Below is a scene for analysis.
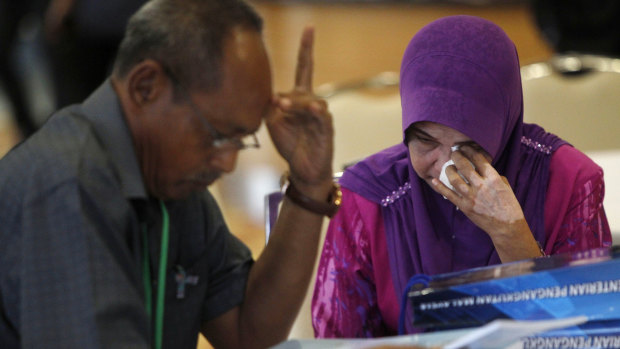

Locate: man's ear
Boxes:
[126,60,170,107]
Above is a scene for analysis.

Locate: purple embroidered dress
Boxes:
[312,16,611,338]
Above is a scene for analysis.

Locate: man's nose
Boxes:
[209,149,239,174]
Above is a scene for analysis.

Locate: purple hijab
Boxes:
[339,15,567,323]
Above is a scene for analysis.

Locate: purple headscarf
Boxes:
[339,15,567,328]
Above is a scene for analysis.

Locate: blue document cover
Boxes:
[408,247,620,347]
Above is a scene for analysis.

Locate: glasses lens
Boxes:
[213,134,260,150]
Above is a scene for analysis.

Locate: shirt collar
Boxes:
[81,79,148,199]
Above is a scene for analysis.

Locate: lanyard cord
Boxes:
[142,200,170,349]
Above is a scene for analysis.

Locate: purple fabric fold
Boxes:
[339,15,567,333]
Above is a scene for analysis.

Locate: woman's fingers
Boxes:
[444,164,471,195]
[457,145,495,177]
[431,177,463,204]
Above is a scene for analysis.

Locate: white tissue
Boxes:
[439,160,457,190]
[439,145,471,191]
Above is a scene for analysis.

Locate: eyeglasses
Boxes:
[165,68,260,151]
[183,93,260,151]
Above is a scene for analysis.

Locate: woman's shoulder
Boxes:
[339,144,411,204]
[547,144,604,214]
[340,186,382,212]
[550,145,603,185]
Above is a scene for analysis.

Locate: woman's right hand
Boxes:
[430,145,544,262]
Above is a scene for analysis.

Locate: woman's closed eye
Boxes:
[411,135,439,150]
[458,142,485,154]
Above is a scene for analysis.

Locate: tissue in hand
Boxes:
[439,149,472,191]
[439,160,458,191]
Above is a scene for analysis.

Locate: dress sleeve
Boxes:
[311,188,388,338]
[544,146,612,254]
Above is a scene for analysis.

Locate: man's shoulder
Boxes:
[0,107,116,195]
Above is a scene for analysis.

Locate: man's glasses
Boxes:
[165,68,260,151]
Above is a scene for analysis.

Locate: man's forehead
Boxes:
[194,84,268,135]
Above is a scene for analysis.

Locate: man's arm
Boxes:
[201,27,335,348]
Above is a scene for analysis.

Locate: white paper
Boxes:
[443,316,587,349]
[271,316,587,349]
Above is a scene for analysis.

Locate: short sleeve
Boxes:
[200,193,253,323]
[311,188,388,338]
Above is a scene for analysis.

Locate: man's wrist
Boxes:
[282,174,341,218]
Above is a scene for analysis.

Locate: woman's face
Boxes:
[407,121,490,187]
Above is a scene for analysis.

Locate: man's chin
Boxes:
[157,182,210,201]
[183,180,212,195]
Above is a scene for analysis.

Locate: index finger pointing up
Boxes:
[294,26,315,92]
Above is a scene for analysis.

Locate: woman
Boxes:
[311,15,611,338]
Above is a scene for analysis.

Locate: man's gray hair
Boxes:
[112,0,263,92]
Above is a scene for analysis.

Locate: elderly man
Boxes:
[0,0,338,348]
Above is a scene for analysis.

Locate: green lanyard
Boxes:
[142,200,170,349]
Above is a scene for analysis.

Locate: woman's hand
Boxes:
[266,27,334,191]
[430,145,543,262]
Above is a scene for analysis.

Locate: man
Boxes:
[0,0,338,348]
